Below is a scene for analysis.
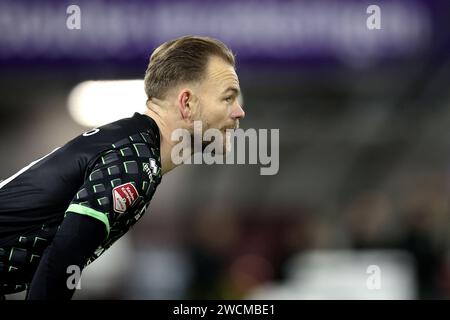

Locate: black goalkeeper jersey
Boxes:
[0,112,162,294]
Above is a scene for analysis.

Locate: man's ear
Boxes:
[178,89,193,120]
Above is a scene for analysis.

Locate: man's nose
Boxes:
[231,103,245,120]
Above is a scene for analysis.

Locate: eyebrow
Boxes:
[223,86,240,96]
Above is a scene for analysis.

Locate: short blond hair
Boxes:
[144,35,235,100]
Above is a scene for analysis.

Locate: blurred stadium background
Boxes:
[1,0,450,299]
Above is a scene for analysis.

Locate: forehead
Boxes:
[204,56,239,89]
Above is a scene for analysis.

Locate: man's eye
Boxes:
[224,96,233,103]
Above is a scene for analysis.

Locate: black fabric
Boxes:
[0,113,162,296]
[27,213,105,300]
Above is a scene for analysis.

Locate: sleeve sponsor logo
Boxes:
[112,182,139,214]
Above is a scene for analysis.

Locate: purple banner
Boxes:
[0,0,447,67]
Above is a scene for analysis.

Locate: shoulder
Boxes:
[60,113,161,178]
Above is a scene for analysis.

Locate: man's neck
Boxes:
[143,106,184,176]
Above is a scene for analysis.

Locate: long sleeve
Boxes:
[27,213,106,300]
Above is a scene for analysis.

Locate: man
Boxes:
[0,35,245,299]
